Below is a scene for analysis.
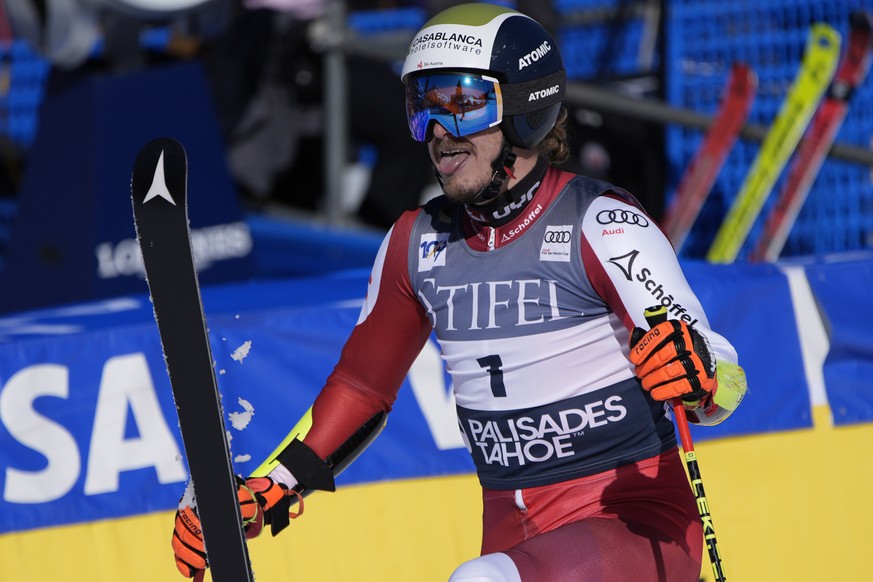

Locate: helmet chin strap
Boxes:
[470,139,517,205]
[432,139,517,205]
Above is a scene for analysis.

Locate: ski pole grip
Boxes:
[643,305,669,328]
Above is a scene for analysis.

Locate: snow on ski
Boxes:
[750,12,873,262]
[707,23,842,263]
[663,62,758,253]
[131,138,255,582]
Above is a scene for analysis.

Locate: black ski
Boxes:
[131,138,254,582]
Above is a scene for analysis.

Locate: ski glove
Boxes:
[629,318,717,404]
[171,476,301,578]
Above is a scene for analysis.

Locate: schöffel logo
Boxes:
[606,250,638,281]
[596,209,650,227]
[540,225,573,262]
[418,233,448,272]
[606,250,699,326]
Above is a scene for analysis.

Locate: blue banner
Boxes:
[805,255,873,425]
[682,260,810,440]
[0,256,857,535]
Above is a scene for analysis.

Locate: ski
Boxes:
[707,23,842,263]
[131,138,255,582]
[749,12,873,262]
[663,62,758,253]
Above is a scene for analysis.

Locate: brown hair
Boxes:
[536,106,571,165]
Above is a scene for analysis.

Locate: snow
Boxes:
[231,340,252,363]
[178,480,197,510]
[228,398,255,430]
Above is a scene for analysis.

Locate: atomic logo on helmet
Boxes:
[401,3,567,150]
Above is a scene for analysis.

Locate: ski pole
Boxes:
[643,306,726,582]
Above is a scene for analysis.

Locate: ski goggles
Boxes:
[405,72,504,142]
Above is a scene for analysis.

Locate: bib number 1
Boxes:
[477,354,506,397]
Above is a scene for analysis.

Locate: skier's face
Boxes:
[428,123,505,204]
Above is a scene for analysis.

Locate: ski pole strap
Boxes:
[288,489,304,520]
[274,439,337,493]
[267,488,305,537]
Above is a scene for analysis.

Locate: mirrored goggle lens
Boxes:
[405,74,503,142]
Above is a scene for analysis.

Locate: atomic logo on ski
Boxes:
[143,150,177,206]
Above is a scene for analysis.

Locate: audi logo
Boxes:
[544,230,572,243]
[596,209,649,227]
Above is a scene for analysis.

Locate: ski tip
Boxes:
[135,137,186,167]
[734,61,759,87]
[811,22,842,52]
[131,138,188,208]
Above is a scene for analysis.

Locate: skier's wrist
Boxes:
[268,463,299,490]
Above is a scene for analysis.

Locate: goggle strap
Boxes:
[500,69,567,115]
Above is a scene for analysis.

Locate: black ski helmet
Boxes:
[401,3,566,149]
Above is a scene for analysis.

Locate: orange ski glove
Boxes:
[171,476,300,578]
[629,318,718,404]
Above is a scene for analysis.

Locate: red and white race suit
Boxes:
[298,159,736,579]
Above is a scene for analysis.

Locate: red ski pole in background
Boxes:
[643,306,726,582]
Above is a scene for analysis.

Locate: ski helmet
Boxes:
[401,3,566,149]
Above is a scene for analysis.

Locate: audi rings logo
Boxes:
[596,209,649,227]
[544,230,572,243]
[540,225,573,262]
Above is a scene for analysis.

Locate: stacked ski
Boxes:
[707,23,842,263]
[131,138,255,582]
[663,62,758,253]
[750,12,873,262]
